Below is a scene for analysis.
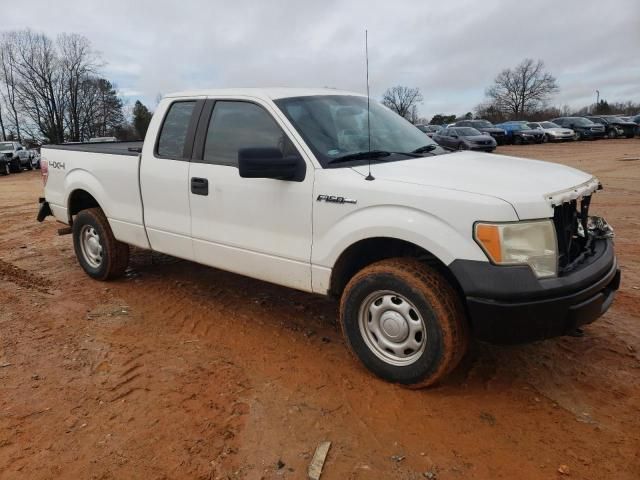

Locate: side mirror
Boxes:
[238,147,306,182]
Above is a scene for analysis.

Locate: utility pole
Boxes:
[595,90,600,111]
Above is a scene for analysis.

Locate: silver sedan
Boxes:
[527,122,576,142]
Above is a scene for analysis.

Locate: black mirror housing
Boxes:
[238,148,306,182]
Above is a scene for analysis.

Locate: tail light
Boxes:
[41,158,48,186]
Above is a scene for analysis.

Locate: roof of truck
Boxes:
[165,87,365,100]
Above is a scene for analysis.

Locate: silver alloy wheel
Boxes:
[79,224,103,268]
[358,290,427,366]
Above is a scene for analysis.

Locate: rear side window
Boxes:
[157,101,196,158]
[203,101,297,167]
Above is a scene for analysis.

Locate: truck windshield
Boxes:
[274,95,445,167]
[0,142,13,152]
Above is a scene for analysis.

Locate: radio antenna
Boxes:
[365,29,374,181]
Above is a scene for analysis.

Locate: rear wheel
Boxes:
[72,208,129,280]
[339,258,469,387]
[608,129,617,139]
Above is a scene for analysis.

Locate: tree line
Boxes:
[382,58,639,125]
[0,30,153,145]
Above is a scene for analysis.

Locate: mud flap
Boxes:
[37,197,52,222]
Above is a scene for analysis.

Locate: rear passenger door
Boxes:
[140,98,204,260]
[188,98,314,291]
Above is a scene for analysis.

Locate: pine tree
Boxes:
[132,100,153,140]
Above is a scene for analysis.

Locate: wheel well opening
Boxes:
[329,237,465,301]
[68,190,100,222]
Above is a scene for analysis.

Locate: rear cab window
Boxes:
[156,101,198,159]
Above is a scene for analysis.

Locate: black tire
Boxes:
[1,162,9,176]
[339,258,469,388]
[10,158,21,173]
[607,129,617,139]
[26,161,33,171]
[72,208,129,280]
[513,136,522,145]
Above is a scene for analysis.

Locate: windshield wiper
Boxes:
[327,148,433,166]
[327,150,392,165]
[411,144,438,154]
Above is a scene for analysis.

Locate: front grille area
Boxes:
[553,195,595,273]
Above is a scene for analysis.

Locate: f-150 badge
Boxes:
[316,195,357,204]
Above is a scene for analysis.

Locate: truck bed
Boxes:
[42,142,149,250]
[44,141,143,156]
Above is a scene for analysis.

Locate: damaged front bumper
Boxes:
[450,236,620,344]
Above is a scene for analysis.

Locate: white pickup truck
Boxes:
[38,88,620,386]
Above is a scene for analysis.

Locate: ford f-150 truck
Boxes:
[37,88,620,387]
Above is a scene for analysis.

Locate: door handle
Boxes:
[191,177,209,196]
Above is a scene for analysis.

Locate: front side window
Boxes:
[203,101,297,167]
[157,101,196,158]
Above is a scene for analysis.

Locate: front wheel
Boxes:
[72,208,130,280]
[1,162,9,176]
[339,258,469,387]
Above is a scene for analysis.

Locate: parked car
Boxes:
[0,151,10,175]
[432,126,497,151]
[551,117,606,140]
[454,119,507,145]
[527,121,575,142]
[38,88,620,387]
[630,114,640,136]
[494,122,545,144]
[0,141,33,172]
[586,116,636,139]
[416,124,442,138]
[30,150,41,169]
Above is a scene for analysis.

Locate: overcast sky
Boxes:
[3,0,639,118]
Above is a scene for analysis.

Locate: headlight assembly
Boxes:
[474,220,558,278]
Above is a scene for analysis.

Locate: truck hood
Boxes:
[351,151,597,219]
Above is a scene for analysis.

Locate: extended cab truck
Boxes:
[38,88,621,387]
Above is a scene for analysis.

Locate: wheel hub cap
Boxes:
[380,311,409,342]
[80,225,103,268]
[358,291,427,366]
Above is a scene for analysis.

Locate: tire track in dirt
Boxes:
[0,258,52,293]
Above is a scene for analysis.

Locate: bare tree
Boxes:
[0,32,23,141]
[0,105,5,140]
[382,86,423,120]
[10,30,67,143]
[485,59,558,117]
[59,33,99,141]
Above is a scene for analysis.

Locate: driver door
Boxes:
[188,98,314,291]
